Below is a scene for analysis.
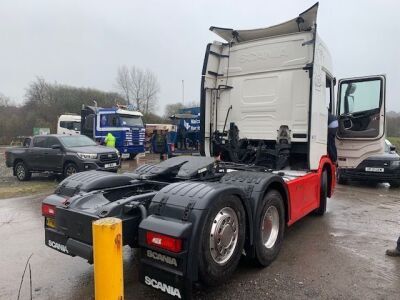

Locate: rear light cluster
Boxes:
[146,231,182,253]
[42,204,56,217]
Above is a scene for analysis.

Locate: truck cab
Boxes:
[57,114,81,135]
[81,105,146,158]
[201,5,386,174]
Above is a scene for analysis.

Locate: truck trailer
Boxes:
[42,3,387,299]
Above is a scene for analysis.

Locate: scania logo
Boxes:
[146,249,177,267]
[144,276,181,299]
[48,240,69,254]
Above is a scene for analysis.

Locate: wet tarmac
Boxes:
[1,182,399,299]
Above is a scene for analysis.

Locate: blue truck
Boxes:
[81,105,145,158]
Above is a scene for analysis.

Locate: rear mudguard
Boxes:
[138,171,286,298]
[55,170,135,196]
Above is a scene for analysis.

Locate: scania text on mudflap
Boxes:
[42,3,387,299]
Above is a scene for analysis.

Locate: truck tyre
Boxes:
[314,170,328,216]
[14,161,31,181]
[253,190,285,267]
[129,153,137,160]
[63,162,78,178]
[198,194,246,287]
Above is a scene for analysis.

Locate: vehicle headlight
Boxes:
[115,150,120,157]
[77,153,98,159]
[391,160,400,166]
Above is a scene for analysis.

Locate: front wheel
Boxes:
[14,161,31,181]
[198,195,246,287]
[314,170,328,216]
[63,162,78,178]
[253,190,285,267]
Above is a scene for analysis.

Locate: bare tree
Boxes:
[115,65,160,113]
[164,102,185,119]
[130,66,145,111]
[0,93,11,107]
[25,77,51,105]
[142,69,160,114]
[116,66,132,105]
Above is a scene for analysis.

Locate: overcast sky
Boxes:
[1,0,399,113]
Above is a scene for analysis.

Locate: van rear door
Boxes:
[336,75,386,168]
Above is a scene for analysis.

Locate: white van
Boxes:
[57,114,81,135]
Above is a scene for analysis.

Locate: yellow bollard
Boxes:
[92,217,124,300]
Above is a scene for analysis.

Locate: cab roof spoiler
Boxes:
[210,2,318,43]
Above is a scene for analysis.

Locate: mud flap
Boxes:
[138,215,193,299]
[139,261,190,299]
[45,228,72,256]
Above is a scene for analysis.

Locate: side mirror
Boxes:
[51,144,62,150]
[390,145,396,152]
[346,83,357,95]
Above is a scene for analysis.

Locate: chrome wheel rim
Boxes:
[16,165,25,179]
[261,206,279,249]
[209,207,239,265]
[66,166,76,177]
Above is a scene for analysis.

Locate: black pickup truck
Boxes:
[5,134,120,181]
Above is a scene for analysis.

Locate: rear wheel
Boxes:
[63,162,78,178]
[129,153,137,160]
[14,161,31,181]
[314,170,328,216]
[253,190,285,267]
[198,195,246,287]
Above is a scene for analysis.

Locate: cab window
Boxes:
[339,80,381,115]
[33,136,47,148]
[46,137,60,148]
[100,114,119,127]
[337,77,383,139]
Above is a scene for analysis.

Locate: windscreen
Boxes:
[119,115,143,127]
[60,121,81,131]
[59,135,97,147]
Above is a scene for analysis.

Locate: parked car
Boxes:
[5,134,120,181]
[337,139,400,187]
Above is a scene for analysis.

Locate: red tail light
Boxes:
[42,204,56,217]
[146,231,182,253]
[170,144,175,152]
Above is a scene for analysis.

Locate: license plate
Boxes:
[365,167,384,172]
[121,153,130,159]
[46,217,56,228]
[104,162,117,168]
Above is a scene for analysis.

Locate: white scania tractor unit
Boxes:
[42,3,386,299]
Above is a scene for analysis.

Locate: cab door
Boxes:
[336,75,386,168]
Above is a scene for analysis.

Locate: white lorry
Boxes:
[43,3,387,299]
[57,114,81,135]
[201,3,386,173]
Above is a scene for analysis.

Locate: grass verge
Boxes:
[0,180,57,199]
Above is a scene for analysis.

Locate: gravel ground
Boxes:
[1,183,399,299]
